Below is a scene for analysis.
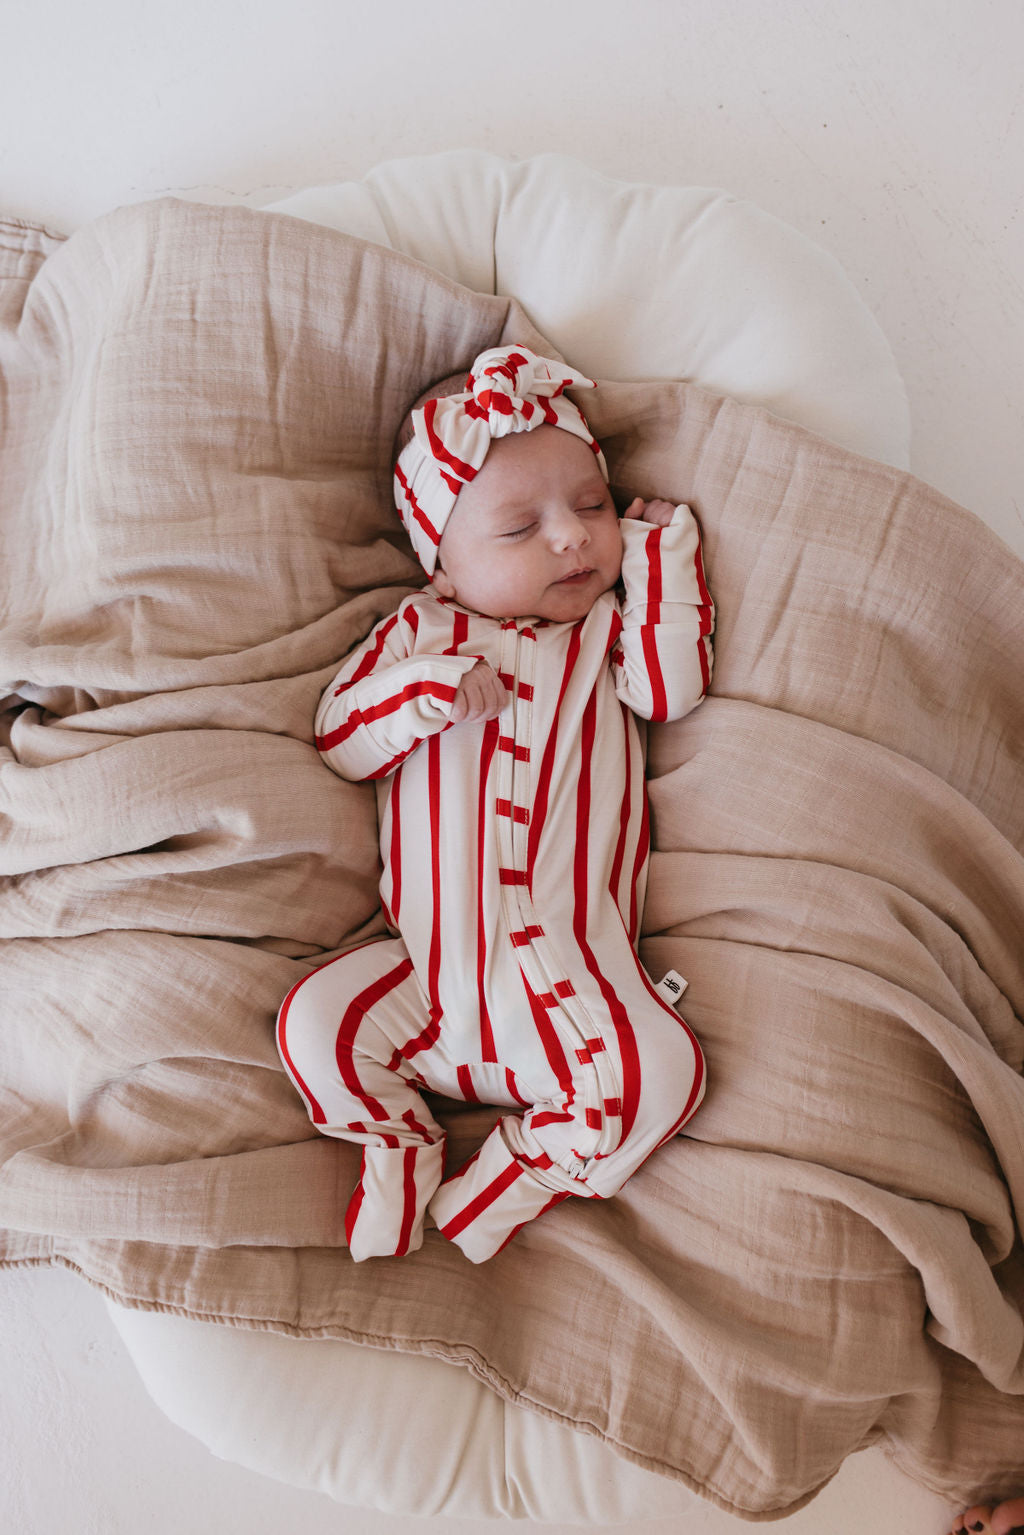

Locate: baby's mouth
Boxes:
[556,568,594,585]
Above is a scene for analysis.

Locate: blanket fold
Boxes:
[1,198,1022,1516]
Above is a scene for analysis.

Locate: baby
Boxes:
[277,346,715,1264]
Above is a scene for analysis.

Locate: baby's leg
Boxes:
[277,938,445,1261]
[430,999,705,1263]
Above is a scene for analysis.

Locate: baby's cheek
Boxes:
[609,534,625,582]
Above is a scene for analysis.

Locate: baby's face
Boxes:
[432,426,623,622]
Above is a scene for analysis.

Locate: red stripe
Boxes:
[532,1109,575,1129]
[366,742,422,780]
[498,735,530,760]
[317,679,458,752]
[572,692,643,1142]
[693,537,712,611]
[390,1015,442,1067]
[522,977,575,1102]
[456,1063,480,1101]
[606,609,623,654]
[510,925,545,946]
[437,1158,525,1241]
[446,610,470,653]
[426,729,443,1028]
[641,528,668,720]
[335,955,417,1131]
[499,868,528,885]
[276,984,327,1125]
[497,672,533,699]
[629,769,651,944]
[401,1106,435,1142]
[332,612,402,697]
[496,799,530,824]
[388,764,403,922]
[423,396,478,483]
[395,462,442,547]
[276,940,383,1126]
[631,957,706,1129]
[505,1067,530,1107]
[477,390,531,418]
[491,1191,569,1255]
[476,717,500,1061]
[345,1161,366,1246]
[395,1147,419,1257]
[693,541,713,694]
[527,621,583,881]
[608,701,632,914]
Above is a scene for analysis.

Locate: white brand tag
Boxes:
[655,969,688,1006]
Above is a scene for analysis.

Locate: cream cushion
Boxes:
[267,149,909,468]
[104,149,917,1523]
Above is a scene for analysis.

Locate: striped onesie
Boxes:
[277,504,713,1263]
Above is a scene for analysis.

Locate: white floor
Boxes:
[2,3,1022,1532]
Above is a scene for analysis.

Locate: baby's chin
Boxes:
[532,571,618,622]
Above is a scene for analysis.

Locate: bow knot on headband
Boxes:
[394,345,608,576]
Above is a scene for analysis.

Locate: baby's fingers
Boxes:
[640,498,677,526]
[452,662,507,723]
[478,669,509,718]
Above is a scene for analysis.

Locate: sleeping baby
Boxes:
[276,345,714,1263]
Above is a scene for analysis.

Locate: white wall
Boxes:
[2,3,1021,1531]
[5,0,1023,555]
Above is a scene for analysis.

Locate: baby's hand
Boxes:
[622,496,677,527]
[450,660,508,723]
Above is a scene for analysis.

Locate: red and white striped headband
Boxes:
[393,345,609,576]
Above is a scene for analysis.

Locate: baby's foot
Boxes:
[951,1497,1024,1535]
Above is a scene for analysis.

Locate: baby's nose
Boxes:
[550,511,589,549]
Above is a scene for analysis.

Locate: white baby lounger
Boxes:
[103,152,942,1525]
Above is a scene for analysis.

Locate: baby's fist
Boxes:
[622,496,677,527]
[450,660,508,723]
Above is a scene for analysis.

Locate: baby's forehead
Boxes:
[470,427,606,504]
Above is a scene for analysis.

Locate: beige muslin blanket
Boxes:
[1,200,1022,1517]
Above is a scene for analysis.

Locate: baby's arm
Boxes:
[316,602,491,781]
[612,498,715,721]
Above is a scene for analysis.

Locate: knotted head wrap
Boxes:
[394,345,609,576]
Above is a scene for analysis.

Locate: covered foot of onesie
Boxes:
[345,1139,445,1261]
[428,1124,570,1264]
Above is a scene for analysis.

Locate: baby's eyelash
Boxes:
[501,523,536,540]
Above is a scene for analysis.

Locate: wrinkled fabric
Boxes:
[1,201,1023,1517]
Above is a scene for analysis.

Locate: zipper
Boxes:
[497,619,623,1169]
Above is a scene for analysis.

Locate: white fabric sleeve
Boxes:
[613,505,715,721]
[314,608,480,781]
